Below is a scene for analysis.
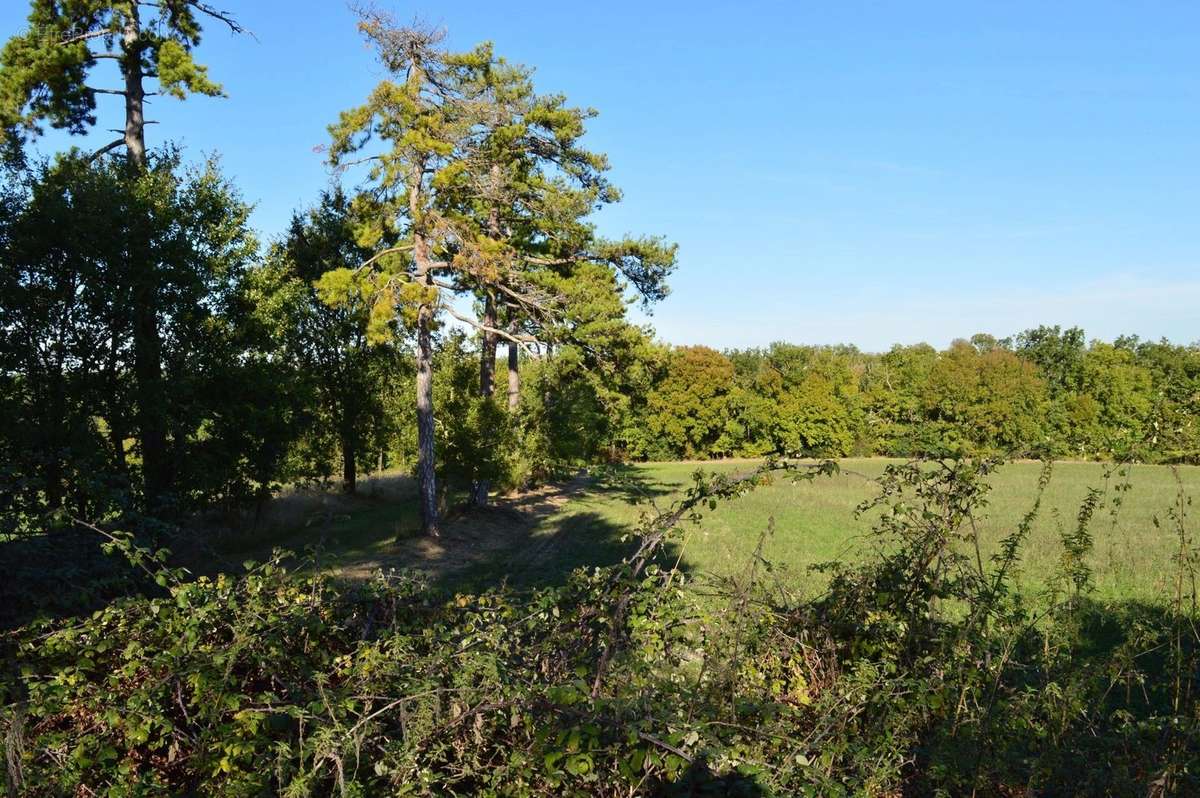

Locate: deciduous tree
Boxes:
[0,151,262,525]
[251,189,405,494]
[0,0,246,509]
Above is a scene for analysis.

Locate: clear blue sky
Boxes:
[5,1,1198,351]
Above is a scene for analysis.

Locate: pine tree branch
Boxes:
[186,1,255,38]
[331,154,384,170]
[87,138,126,163]
[440,305,540,349]
[105,121,158,133]
[494,281,560,314]
[58,29,111,46]
[524,255,576,267]
[135,1,255,38]
[356,244,415,272]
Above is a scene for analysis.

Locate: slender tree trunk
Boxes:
[471,290,498,507]
[415,303,439,534]
[470,175,505,508]
[107,415,129,478]
[132,281,168,506]
[105,334,129,478]
[338,380,358,494]
[507,339,520,413]
[478,291,498,398]
[410,195,441,535]
[44,369,66,511]
[122,5,170,510]
[341,433,357,495]
[407,157,440,535]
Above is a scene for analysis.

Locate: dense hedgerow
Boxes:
[621,334,1200,464]
[3,459,1198,796]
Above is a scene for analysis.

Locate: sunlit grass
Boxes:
[214,459,1198,604]
[588,459,1199,602]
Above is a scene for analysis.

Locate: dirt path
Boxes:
[335,475,594,583]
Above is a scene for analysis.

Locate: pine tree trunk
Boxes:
[415,303,439,535]
[507,340,520,412]
[122,8,147,169]
[472,291,498,507]
[122,6,169,510]
[408,164,439,536]
[479,291,497,398]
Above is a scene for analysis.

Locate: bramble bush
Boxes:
[2,458,1197,796]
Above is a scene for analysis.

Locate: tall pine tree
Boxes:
[329,10,675,530]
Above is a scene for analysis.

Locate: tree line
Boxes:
[622,330,1200,463]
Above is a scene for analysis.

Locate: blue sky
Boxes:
[4,1,1198,351]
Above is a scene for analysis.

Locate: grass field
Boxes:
[215,458,1199,603]
[602,459,1198,602]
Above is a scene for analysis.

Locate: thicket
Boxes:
[3,457,1197,796]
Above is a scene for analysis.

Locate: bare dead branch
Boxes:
[330,154,385,170]
[87,138,125,163]
[57,29,110,46]
[185,1,255,38]
[440,305,541,351]
[638,732,694,764]
[494,281,560,314]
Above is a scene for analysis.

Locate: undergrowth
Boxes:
[2,458,1197,796]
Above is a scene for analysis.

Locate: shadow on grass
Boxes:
[586,462,677,507]
[0,528,157,632]
[0,470,686,632]
[331,475,680,595]
[0,473,425,632]
[903,595,1200,796]
[444,506,641,593]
